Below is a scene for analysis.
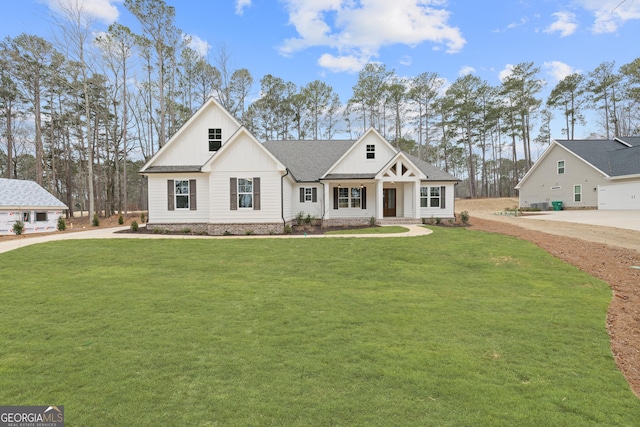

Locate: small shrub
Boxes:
[118,214,124,225]
[92,213,100,227]
[152,228,164,234]
[223,230,231,236]
[435,217,441,225]
[181,228,192,234]
[460,211,470,226]
[369,216,376,226]
[283,225,292,234]
[130,220,139,232]
[304,214,313,224]
[57,216,66,231]
[140,212,146,223]
[295,211,305,225]
[245,229,254,235]
[13,220,24,235]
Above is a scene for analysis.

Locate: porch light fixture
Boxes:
[338,184,341,188]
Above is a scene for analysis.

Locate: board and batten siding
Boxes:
[153,105,240,167]
[330,133,397,175]
[519,145,607,208]
[147,174,210,223]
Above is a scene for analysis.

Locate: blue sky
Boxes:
[2,0,640,139]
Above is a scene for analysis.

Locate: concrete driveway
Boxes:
[517,209,640,232]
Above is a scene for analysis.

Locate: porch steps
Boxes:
[377,218,422,225]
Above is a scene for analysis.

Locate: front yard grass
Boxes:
[0,228,638,426]
[325,225,408,234]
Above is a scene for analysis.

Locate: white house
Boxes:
[140,98,459,235]
[0,178,68,235]
[516,137,640,210]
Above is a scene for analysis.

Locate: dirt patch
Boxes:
[458,198,640,398]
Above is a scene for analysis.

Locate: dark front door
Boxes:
[383,188,396,217]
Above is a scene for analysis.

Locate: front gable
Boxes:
[376,152,426,182]
[141,97,241,172]
[324,128,397,177]
[201,128,286,173]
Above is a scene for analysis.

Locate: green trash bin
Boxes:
[551,201,563,211]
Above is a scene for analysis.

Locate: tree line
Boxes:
[1,0,639,217]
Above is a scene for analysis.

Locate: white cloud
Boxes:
[185,34,210,57]
[574,0,640,33]
[498,64,515,82]
[235,0,252,15]
[46,0,120,25]
[458,65,475,76]
[544,11,578,37]
[318,53,367,73]
[280,0,466,72]
[399,55,412,66]
[543,61,576,82]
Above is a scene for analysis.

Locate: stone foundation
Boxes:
[147,222,284,236]
[322,217,372,227]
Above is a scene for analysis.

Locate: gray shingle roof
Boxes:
[403,152,460,181]
[556,139,640,176]
[143,165,202,173]
[263,140,354,181]
[609,145,640,177]
[263,139,459,182]
[0,178,68,209]
[617,137,640,147]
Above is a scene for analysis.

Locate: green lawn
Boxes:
[0,228,638,426]
[325,225,409,234]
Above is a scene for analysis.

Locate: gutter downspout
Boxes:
[281,169,290,227]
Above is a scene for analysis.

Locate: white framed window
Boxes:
[209,128,222,151]
[420,187,429,207]
[238,178,253,208]
[366,144,375,159]
[557,160,565,174]
[430,186,441,207]
[350,187,361,208]
[338,187,349,208]
[175,180,190,209]
[420,186,445,209]
[304,188,313,202]
[574,184,582,202]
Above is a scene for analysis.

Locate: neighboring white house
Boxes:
[140,98,459,235]
[516,137,640,210]
[0,178,68,235]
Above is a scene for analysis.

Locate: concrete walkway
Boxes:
[0,224,433,254]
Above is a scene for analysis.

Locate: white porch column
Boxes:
[414,181,421,219]
[324,183,331,219]
[376,180,384,219]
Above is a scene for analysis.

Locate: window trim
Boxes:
[557,160,565,174]
[420,185,446,209]
[175,179,190,209]
[574,184,582,202]
[334,186,367,209]
[366,144,375,159]
[167,179,197,211]
[208,128,222,152]
[238,178,253,209]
